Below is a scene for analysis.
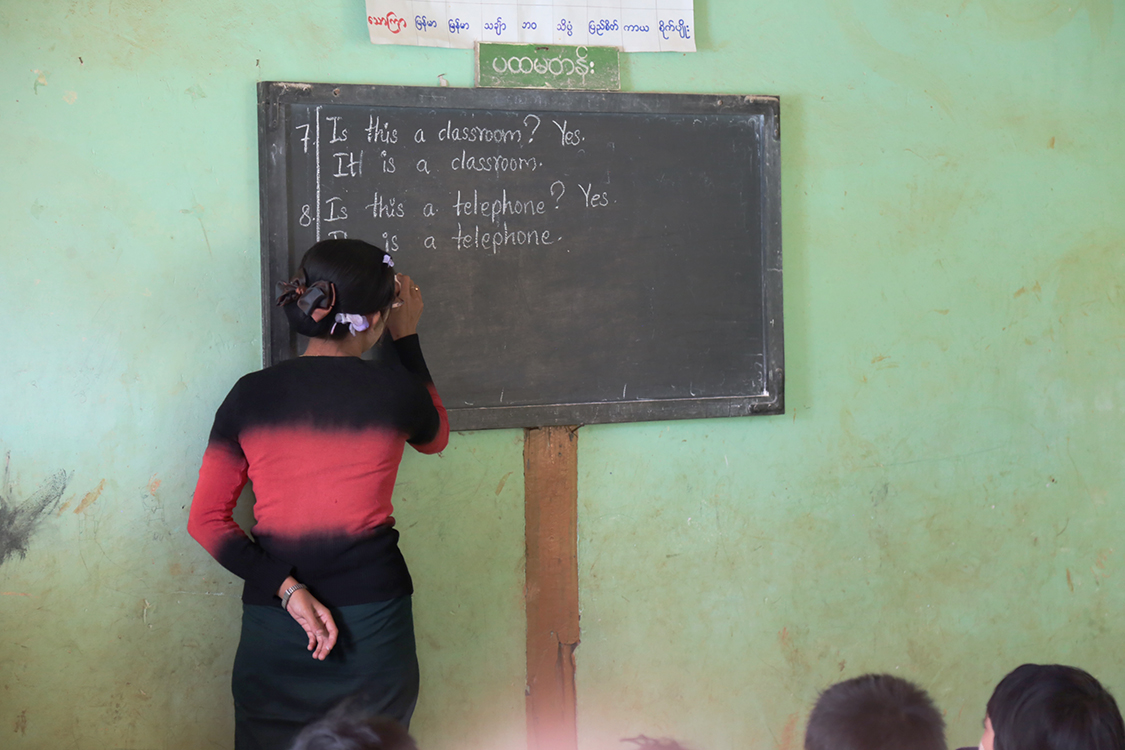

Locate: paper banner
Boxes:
[366,0,696,52]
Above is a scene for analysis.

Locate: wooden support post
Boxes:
[524,426,580,750]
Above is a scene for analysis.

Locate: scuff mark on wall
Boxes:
[31,69,47,94]
[495,470,513,495]
[0,453,71,566]
[13,709,28,734]
[74,479,106,514]
[180,201,213,256]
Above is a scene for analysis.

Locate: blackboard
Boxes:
[258,82,783,431]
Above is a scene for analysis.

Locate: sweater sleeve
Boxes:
[392,334,450,455]
[187,383,293,596]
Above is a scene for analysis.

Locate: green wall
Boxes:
[2,1,1122,749]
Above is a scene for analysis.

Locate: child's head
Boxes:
[621,735,692,750]
[805,674,946,750]
[288,713,416,750]
[983,664,1124,750]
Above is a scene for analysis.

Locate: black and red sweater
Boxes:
[188,335,449,607]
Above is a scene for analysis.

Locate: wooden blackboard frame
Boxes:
[257,82,784,430]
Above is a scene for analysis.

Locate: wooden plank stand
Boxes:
[524,426,580,750]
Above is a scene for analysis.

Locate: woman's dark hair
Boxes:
[988,664,1125,750]
[804,674,946,750]
[281,239,396,340]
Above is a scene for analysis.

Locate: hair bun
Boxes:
[285,239,396,341]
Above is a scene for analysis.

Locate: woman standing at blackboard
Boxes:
[188,238,449,749]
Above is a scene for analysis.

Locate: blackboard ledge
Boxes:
[447,393,783,431]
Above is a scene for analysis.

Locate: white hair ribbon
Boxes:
[331,313,370,336]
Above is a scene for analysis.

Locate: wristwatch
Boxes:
[281,582,308,611]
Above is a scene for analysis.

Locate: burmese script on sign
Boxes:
[365,0,695,52]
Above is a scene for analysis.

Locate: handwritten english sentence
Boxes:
[309,223,561,254]
[298,113,583,154]
[297,179,612,252]
[302,183,610,226]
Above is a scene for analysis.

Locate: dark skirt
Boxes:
[231,596,419,750]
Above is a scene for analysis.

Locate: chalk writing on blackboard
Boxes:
[294,108,611,252]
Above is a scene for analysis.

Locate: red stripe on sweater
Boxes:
[412,382,449,455]
[187,442,250,557]
[239,424,407,537]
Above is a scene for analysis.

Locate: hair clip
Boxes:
[275,269,310,307]
[276,270,336,322]
[383,253,394,268]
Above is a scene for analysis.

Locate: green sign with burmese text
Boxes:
[476,43,620,91]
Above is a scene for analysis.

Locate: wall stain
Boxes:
[778,625,811,674]
[0,453,71,566]
[876,154,968,244]
[74,479,106,514]
[829,5,955,116]
[777,712,799,750]
[891,0,1112,43]
[1055,237,1123,306]
[13,708,27,734]
[977,0,1114,43]
[495,471,513,496]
